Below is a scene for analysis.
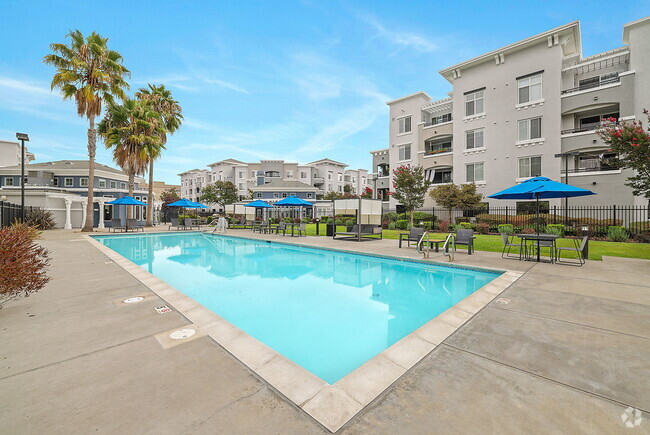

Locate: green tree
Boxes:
[429,183,483,221]
[136,84,183,226]
[200,181,238,210]
[44,30,130,231]
[98,99,164,219]
[391,165,430,225]
[598,110,650,199]
[324,191,342,201]
[160,187,181,219]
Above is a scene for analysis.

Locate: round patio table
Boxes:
[518,233,560,263]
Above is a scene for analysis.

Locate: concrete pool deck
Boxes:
[1,227,649,433]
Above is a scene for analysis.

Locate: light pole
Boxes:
[16,133,29,223]
[554,151,580,209]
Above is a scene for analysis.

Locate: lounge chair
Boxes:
[110,218,125,232]
[555,236,588,266]
[501,233,525,259]
[455,229,476,255]
[399,227,424,248]
[334,224,381,241]
[169,217,184,230]
[184,218,200,230]
[127,219,144,232]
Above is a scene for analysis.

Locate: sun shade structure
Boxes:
[274,195,314,207]
[244,200,273,208]
[332,198,383,241]
[106,196,147,206]
[191,201,208,209]
[488,176,596,262]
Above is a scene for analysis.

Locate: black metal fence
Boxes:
[0,201,33,228]
[385,204,650,237]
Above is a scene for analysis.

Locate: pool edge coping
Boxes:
[84,232,523,433]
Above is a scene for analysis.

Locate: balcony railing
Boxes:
[562,166,617,174]
[561,120,618,135]
[561,76,620,95]
[425,147,452,156]
[423,115,453,127]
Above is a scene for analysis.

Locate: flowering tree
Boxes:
[360,186,373,198]
[391,165,430,225]
[429,183,483,222]
[598,110,650,199]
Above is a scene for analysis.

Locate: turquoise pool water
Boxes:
[94,233,501,383]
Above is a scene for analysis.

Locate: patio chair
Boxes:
[127,219,144,232]
[274,221,287,235]
[295,223,306,237]
[455,229,476,255]
[253,221,269,233]
[501,233,525,259]
[529,238,557,263]
[110,218,125,232]
[556,236,588,266]
[169,217,184,230]
[184,218,200,230]
[399,227,424,248]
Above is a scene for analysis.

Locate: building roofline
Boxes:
[439,20,581,79]
[623,16,650,44]
[385,91,431,106]
[369,148,389,154]
[305,158,348,167]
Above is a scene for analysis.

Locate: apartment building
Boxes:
[372,17,650,209]
[0,140,35,167]
[179,158,368,207]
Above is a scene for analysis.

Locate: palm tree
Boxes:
[44,30,130,231]
[98,99,164,219]
[136,84,183,226]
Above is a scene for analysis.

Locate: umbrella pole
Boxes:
[536,194,540,262]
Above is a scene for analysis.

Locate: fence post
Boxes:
[505,206,508,225]
[613,204,617,225]
[553,205,557,224]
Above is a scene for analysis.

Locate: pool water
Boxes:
[94,233,501,383]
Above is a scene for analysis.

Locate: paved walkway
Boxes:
[1,228,648,433]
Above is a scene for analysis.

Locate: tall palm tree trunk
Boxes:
[128,172,135,219]
[82,117,96,232]
[146,159,154,226]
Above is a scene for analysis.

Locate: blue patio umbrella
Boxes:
[167,198,204,208]
[244,200,273,208]
[488,176,595,261]
[191,201,208,209]
[274,195,313,206]
[106,196,147,206]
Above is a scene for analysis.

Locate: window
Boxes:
[579,112,619,130]
[429,113,452,125]
[518,156,542,178]
[98,179,106,188]
[286,170,293,178]
[306,192,314,199]
[4,177,14,186]
[466,162,485,183]
[53,178,59,186]
[238,171,244,178]
[238,183,245,190]
[466,129,484,149]
[282,193,288,198]
[273,193,280,198]
[425,168,452,184]
[398,144,411,161]
[119,182,126,190]
[64,177,74,187]
[518,117,542,141]
[300,171,307,179]
[251,171,256,178]
[578,71,620,90]
[337,173,343,182]
[397,116,411,134]
[425,137,452,155]
[518,74,542,104]
[256,192,263,198]
[328,171,332,180]
[80,178,88,187]
[109,180,117,189]
[465,89,484,116]
[265,171,280,178]
[576,153,616,172]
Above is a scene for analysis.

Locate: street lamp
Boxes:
[16,133,29,223]
[554,151,580,209]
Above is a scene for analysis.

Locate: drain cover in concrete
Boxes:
[155,305,172,314]
[123,296,145,304]
[170,328,196,340]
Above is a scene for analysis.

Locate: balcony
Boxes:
[312,176,324,185]
[561,75,620,95]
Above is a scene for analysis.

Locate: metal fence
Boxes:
[385,204,650,236]
[0,201,32,228]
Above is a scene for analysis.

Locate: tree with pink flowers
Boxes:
[598,109,650,199]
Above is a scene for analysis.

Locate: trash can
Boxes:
[326,223,335,237]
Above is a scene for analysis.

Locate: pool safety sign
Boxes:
[155,305,172,314]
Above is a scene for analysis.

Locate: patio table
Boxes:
[518,233,560,263]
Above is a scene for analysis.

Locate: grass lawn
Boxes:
[303,224,650,261]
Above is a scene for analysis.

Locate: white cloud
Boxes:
[203,77,249,94]
[360,13,436,53]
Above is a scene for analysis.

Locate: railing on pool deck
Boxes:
[417,231,431,258]
[442,233,455,262]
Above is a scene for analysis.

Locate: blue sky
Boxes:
[0,1,647,184]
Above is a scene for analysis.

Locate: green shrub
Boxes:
[344,219,355,227]
[545,224,565,237]
[24,207,56,230]
[421,221,432,231]
[521,227,536,234]
[476,223,490,234]
[412,211,435,222]
[326,218,334,224]
[395,219,409,230]
[628,221,650,234]
[607,226,628,242]
[206,216,213,224]
[335,219,344,226]
[497,224,514,234]
[383,212,399,222]
[459,222,474,229]
[387,222,397,230]
[301,218,310,223]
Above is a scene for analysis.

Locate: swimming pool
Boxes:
[94,233,501,384]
